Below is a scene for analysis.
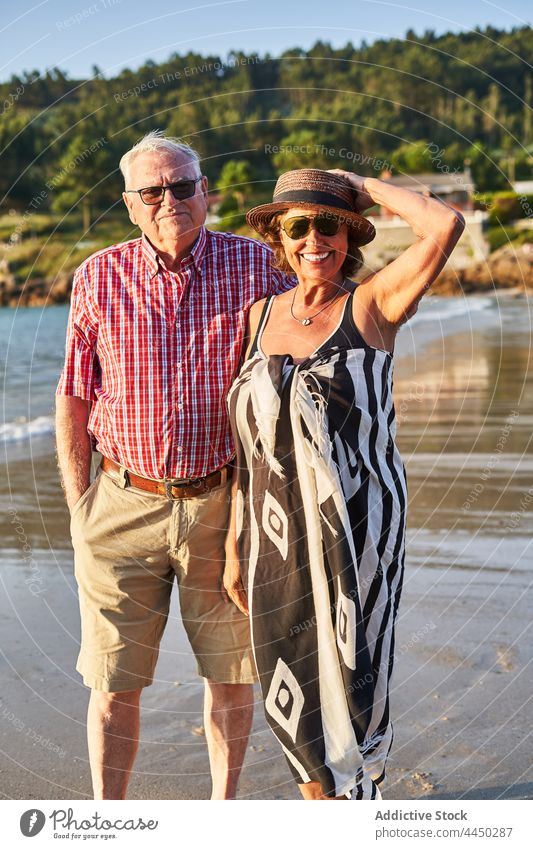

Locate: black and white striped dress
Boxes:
[227,291,407,799]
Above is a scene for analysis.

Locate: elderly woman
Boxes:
[224,168,464,800]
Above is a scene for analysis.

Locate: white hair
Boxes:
[119,130,202,187]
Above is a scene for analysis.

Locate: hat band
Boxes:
[272,189,352,212]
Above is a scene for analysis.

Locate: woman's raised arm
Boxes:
[333,170,465,325]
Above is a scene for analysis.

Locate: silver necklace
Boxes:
[290,282,346,326]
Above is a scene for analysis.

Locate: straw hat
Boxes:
[246,168,376,246]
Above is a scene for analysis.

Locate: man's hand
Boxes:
[66,488,86,513]
[327,168,375,214]
[222,554,249,616]
[55,395,93,513]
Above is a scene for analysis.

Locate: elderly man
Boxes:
[56,131,291,800]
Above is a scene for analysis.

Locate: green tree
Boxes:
[3,25,532,219]
[271,130,335,173]
[49,130,114,231]
[216,160,255,211]
[390,141,435,174]
[466,143,508,192]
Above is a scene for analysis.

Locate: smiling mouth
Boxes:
[299,251,332,263]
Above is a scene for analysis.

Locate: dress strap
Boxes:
[248,296,274,357]
[344,289,366,344]
[319,287,368,351]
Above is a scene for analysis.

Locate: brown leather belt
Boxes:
[100,456,232,500]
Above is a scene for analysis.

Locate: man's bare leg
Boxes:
[87,689,142,800]
[203,681,254,799]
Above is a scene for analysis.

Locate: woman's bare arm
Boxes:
[243,298,267,359]
[333,170,465,325]
[221,301,267,615]
[222,467,249,616]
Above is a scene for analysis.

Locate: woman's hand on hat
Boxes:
[327,169,375,213]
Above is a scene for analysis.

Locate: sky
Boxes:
[1,0,532,82]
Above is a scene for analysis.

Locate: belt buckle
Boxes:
[163,476,208,499]
[164,478,186,499]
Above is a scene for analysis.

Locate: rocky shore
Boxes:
[431,242,533,295]
[0,266,72,307]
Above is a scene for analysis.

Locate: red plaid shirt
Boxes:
[57,227,292,479]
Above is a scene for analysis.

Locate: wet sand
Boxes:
[1,295,532,799]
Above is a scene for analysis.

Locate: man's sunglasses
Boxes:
[126,177,202,205]
[280,214,345,240]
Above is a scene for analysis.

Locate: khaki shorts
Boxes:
[71,467,257,692]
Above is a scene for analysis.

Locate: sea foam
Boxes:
[0,415,55,442]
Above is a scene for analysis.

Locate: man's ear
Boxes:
[201,175,209,205]
[123,192,137,225]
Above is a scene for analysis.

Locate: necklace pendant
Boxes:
[301,318,311,326]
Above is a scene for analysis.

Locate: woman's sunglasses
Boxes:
[126,177,202,205]
[280,214,344,240]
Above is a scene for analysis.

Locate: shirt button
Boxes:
[176,446,182,454]
[176,403,183,411]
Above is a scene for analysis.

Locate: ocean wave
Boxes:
[0,415,55,442]
[407,295,493,326]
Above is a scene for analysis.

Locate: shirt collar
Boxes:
[141,227,207,278]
